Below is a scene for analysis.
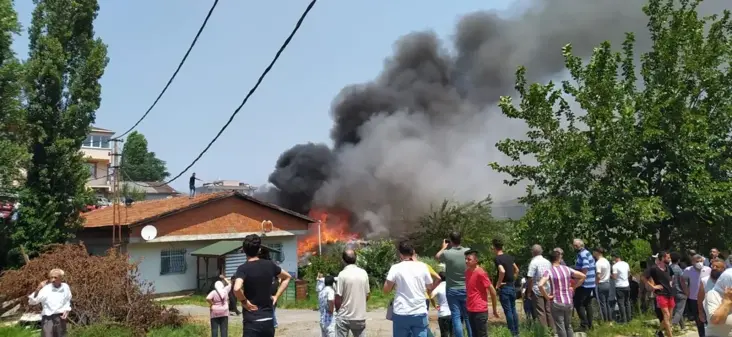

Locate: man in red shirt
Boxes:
[464,249,499,337]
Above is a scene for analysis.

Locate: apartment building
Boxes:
[81,126,115,195]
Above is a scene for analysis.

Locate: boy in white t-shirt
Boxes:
[432,272,453,337]
[384,241,434,337]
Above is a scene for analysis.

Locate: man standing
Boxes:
[572,239,596,331]
[527,244,553,329]
[683,254,710,337]
[335,250,369,337]
[189,173,201,198]
[436,232,472,337]
[645,251,675,337]
[464,250,498,337]
[28,269,72,337]
[384,241,434,337]
[705,248,721,267]
[611,252,632,323]
[593,247,612,322]
[670,252,689,331]
[493,238,519,336]
[233,234,292,337]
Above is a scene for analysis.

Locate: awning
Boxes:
[191,240,281,257]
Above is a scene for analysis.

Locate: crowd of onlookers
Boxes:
[25,233,732,337]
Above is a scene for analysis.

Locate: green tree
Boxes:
[120,131,169,182]
[0,0,27,269]
[13,0,108,261]
[120,183,146,202]
[491,0,732,252]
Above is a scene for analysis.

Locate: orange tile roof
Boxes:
[82,192,232,228]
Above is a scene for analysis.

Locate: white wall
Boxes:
[127,236,299,294]
[127,241,219,294]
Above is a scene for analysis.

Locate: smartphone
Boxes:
[444,239,450,244]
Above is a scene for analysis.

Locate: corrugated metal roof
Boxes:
[191,240,241,257]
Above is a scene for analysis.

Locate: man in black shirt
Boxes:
[493,238,519,337]
[233,234,292,337]
[645,251,674,337]
[189,173,201,198]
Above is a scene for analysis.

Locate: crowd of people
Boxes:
[24,233,732,337]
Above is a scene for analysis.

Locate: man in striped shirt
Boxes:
[573,238,596,331]
[538,250,586,337]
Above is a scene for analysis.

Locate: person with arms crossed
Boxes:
[384,241,434,337]
[336,249,370,337]
[233,234,292,337]
[537,249,586,337]
[436,232,472,337]
[493,238,520,336]
[28,268,72,337]
[464,249,498,337]
[611,252,632,324]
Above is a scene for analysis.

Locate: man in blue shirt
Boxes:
[573,238,596,331]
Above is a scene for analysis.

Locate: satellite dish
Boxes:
[141,225,157,241]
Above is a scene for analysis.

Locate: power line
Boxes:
[112,0,220,141]
[149,0,318,188]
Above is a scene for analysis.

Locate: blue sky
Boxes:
[12,0,514,191]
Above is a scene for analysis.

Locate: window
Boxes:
[86,163,96,178]
[82,135,111,149]
[160,249,187,275]
[268,243,283,263]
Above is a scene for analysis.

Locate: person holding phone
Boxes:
[28,268,72,337]
[207,275,231,337]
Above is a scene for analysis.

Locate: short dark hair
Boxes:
[449,232,462,245]
[258,246,271,260]
[549,250,562,263]
[657,251,667,261]
[342,250,357,265]
[398,240,415,256]
[242,234,262,257]
[492,238,504,250]
[324,275,335,287]
[464,249,479,260]
[670,252,681,263]
[593,247,605,255]
[438,271,447,281]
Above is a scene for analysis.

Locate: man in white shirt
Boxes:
[593,247,612,322]
[335,250,370,337]
[384,241,434,337]
[526,244,553,329]
[431,272,452,337]
[28,268,72,337]
[611,253,631,323]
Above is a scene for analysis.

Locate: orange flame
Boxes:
[297,207,358,257]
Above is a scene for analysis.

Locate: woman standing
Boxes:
[537,250,586,337]
[207,275,231,337]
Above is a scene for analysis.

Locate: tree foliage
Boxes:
[120,131,169,182]
[491,0,732,252]
[13,0,109,261]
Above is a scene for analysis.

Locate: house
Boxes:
[122,181,180,200]
[81,126,115,195]
[78,191,313,294]
[492,198,528,220]
[196,180,257,196]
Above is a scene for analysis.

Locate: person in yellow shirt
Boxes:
[415,254,442,310]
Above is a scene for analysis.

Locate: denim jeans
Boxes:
[498,285,519,336]
[446,288,472,337]
[210,316,228,337]
[392,313,429,337]
[273,307,278,328]
[597,282,612,321]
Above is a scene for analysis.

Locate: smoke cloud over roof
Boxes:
[256,0,726,237]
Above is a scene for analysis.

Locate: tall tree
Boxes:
[0,0,27,269]
[13,0,108,260]
[120,131,169,182]
[491,0,732,251]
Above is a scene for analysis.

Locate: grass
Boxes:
[0,325,36,337]
[158,287,394,311]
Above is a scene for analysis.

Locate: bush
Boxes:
[358,239,397,288]
[0,244,183,334]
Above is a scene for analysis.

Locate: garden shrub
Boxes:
[0,244,183,335]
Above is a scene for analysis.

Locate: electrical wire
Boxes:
[147,0,318,188]
[112,0,220,141]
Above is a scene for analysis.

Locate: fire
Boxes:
[297,207,358,257]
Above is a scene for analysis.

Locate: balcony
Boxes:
[87,176,111,190]
[81,147,111,162]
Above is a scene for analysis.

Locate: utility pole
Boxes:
[110,138,123,247]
